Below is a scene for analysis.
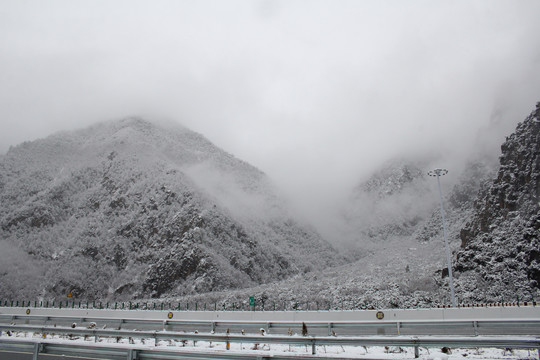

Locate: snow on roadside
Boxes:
[1,330,538,359]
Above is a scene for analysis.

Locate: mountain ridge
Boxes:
[0,117,342,300]
[1,101,538,307]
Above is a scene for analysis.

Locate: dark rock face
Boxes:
[454,103,540,301]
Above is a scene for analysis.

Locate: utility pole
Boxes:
[428,168,456,307]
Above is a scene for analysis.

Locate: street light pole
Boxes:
[428,168,456,308]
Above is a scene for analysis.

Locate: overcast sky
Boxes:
[1,0,540,214]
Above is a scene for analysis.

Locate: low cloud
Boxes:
[1,0,539,229]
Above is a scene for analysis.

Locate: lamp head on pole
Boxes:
[428,168,448,177]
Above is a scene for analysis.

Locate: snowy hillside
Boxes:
[1,100,538,308]
[454,103,540,302]
[0,118,342,300]
[345,159,435,243]
[161,158,499,309]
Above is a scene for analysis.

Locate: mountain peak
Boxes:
[0,118,341,300]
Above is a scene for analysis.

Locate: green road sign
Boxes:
[249,296,255,306]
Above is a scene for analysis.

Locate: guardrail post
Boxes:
[311,339,316,354]
[127,349,137,359]
[410,337,419,358]
[397,322,401,335]
[32,342,43,360]
[473,321,478,336]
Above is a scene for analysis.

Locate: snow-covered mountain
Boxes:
[158,155,500,309]
[454,103,540,303]
[345,159,435,243]
[0,118,342,300]
[1,101,538,308]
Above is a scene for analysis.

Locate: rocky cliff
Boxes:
[454,103,540,302]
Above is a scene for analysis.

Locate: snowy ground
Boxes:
[2,330,538,360]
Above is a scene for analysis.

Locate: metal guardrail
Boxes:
[2,298,537,312]
[2,313,540,336]
[1,339,358,360]
[1,324,540,357]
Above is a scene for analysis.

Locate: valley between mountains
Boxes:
[1,102,539,308]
